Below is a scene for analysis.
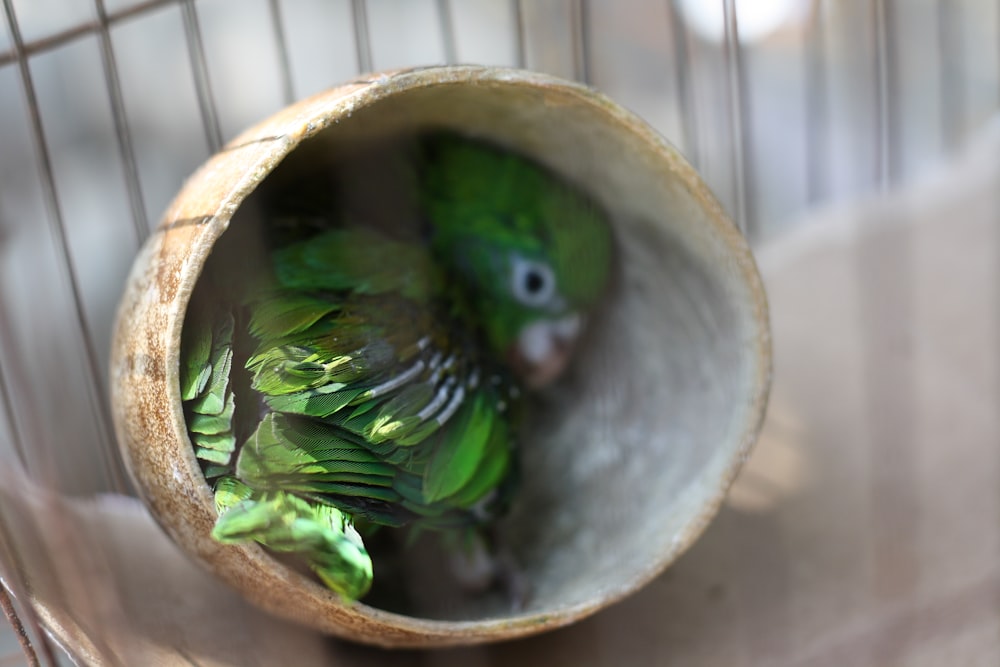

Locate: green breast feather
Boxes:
[180,132,612,602]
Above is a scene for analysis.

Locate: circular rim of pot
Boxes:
[110,65,771,648]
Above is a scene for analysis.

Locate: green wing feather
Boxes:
[423,391,497,503]
[253,229,514,515]
[212,476,373,601]
[271,228,439,301]
[181,223,518,601]
[182,305,237,471]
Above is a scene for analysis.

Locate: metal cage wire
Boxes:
[0,0,998,664]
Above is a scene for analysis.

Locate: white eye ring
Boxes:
[510,256,557,308]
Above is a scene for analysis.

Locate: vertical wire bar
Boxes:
[872,0,894,190]
[0,352,34,667]
[858,221,919,663]
[666,0,700,169]
[721,0,754,237]
[0,584,40,667]
[570,0,591,85]
[860,1,919,637]
[511,0,526,69]
[994,116,1000,628]
[936,0,964,152]
[994,116,1000,646]
[93,0,150,245]
[0,282,28,468]
[0,361,26,470]
[180,0,224,152]
[0,511,61,667]
[436,0,457,65]
[1,0,130,493]
[0,280,37,471]
[0,469,60,667]
[267,0,296,105]
[805,0,829,203]
[350,0,373,74]
[0,582,55,667]
[0,306,54,665]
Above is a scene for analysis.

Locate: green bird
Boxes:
[179,132,613,602]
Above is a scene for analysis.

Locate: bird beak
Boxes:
[508,314,583,389]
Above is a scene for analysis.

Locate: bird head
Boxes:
[420,133,613,388]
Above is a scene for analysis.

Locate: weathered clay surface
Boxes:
[109,66,770,647]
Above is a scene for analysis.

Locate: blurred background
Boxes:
[1,0,998,664]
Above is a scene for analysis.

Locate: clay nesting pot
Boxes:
[110,65,770,648]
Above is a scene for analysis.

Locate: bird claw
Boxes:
[448,532,530,610]
[494,549,529,612]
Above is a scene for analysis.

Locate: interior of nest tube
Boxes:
[191,78,763,622]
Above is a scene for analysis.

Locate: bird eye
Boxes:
[511,257,556,307]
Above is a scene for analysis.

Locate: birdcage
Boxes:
[1,1,998,664]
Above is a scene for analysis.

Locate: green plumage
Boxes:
[180,132,612,602]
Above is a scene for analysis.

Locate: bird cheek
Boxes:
[507,317,580,389]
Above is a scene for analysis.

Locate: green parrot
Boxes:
[179,132,613,602]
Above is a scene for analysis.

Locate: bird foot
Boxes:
[448,534,530,611]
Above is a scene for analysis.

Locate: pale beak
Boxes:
[509,314,582,389]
